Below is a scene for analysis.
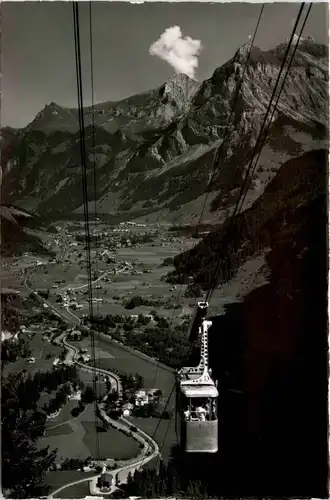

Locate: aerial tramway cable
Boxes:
[72,1,100,459]
[149,4,268,459]
[138,4,270,463]
[196,3,265,236]
[205,2,307,305]
[236,3,313,215]
[149,2,309,458]
[88,0,102,401]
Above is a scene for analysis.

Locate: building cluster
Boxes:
[121,388,161,417]
[57,288,85,310]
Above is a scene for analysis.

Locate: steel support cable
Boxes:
[136,342,196,472]
[72,1,100,459]
[96,3,262,466]
[205,2,306,305]
[88,0,101,401]
[145,9,266,441]
[196,3,265,236]
[148,283,183,399]
[157,4,308,454]
[157,340,198,464]
[236,3,313,215]
[144,6,266,449]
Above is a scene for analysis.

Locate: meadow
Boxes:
[39,403,140,463]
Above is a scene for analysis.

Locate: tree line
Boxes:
[125,461,211,498]
[1,367,80,497]
[85,313,192,368]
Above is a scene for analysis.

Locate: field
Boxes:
[44,470,96,494]
[128,416,177,463]
[22,226,197,325]
[46,400,79,430]
[53,480,91,498]
[4,221,194,489]
[69,333,178,461]
[39,403,140,463]
[2,331,62,377]
[70,335,176,395]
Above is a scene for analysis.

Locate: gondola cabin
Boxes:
[177,377,218,453]
[176,301,218,453]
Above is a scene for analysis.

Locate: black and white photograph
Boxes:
[1,1,328,498]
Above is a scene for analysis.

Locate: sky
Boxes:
[2,2,328,128]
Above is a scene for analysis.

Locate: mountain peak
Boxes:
[166,73,199,85]
[44,101,63,111]
[160,73,200,102]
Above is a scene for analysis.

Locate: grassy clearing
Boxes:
[40,402,140,463]
[44,470,96,493]
[81,421,140,460]
[46,400,78,428]
[2,332,62,377]
[46,423,74,437]
[53,480,91,498]
[38,422,90,463]
[128,416,177,463]
[72,335,175,394]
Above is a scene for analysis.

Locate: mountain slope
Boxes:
[163,144,328,498]
[207,190,327,497]
[1,39,328,221]
[168,148,327,291]
[1,204,51,257]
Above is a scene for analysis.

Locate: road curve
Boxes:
[62,336,122,396]
[25,285,162,497]
[47,338,159,498]
[27,282,175,374]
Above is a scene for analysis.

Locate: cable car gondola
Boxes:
[176,301,218,453]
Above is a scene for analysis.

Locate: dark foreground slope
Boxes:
[167,149,328,496]
[1,204,51,257]
[207,194,328,497]
[129,152,328,499]
[169,148,327,288]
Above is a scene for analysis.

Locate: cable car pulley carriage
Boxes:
[176,301,218,453]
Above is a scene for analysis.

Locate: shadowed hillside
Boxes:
[207,192,328,497]
[169,148,327,289]
[129,186,328,498]
[1,205,52,257]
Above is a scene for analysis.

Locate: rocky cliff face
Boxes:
[1,39,328,222]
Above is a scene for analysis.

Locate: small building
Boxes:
[134,390,148,407]
[97,472,114,491]
[122,402,134,417]
[79,353,90,362]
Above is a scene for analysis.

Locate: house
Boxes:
[122,402,134,417]
[134,390,149,407]
[97,472,114,491]
[79,353,90,362]
[68,389,82,401]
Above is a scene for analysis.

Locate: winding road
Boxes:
[48,335,159,498]
[25,287,160,498]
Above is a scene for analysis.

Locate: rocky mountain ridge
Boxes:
[1,39,328,222]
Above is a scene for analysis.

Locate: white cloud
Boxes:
[149,26,202,79]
